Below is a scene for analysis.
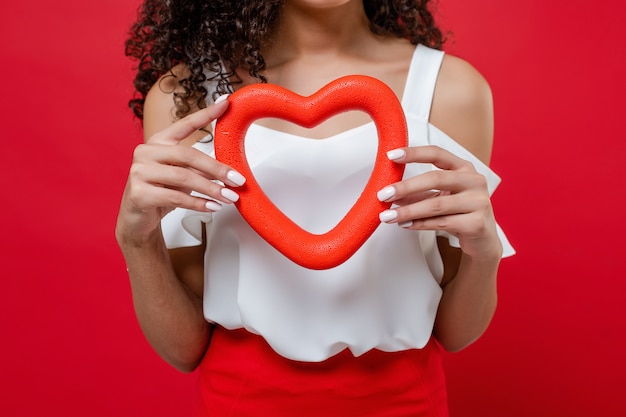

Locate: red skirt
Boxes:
[195,326,449,417]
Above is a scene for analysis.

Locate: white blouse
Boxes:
[161,45,515,362]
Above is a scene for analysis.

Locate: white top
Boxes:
[161,44,515,362]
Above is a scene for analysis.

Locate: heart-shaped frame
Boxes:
[214,75,407,270]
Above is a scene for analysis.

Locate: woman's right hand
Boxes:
[115,96,246,246]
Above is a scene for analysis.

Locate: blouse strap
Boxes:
[401,44,445,121]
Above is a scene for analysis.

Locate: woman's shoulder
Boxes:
[430,53,495,164]
[143,64,207,143]
[144,64,191,114]
[435,54,492,109]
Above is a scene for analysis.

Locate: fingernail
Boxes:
[398,221,413,228]
[379,210,398,223]
[215,94,230,104]
[205,201,222,211]
[226,170,246,186]
[198,131,214,143]
[387,149,405,161]
[220,187,240,203]
[377,186,396,202]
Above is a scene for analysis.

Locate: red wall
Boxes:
[1,1,625,416]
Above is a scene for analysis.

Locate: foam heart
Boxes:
[214,75,407,270]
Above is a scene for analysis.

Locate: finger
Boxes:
[129,182,223,213]
[379,193,479,225]
[400,169,486,198]
[377,187,440,205]
[397,214,459,232]
[148,95,230,145]
[133,143,245,188]
[388,145,475,172]
[399,212,492,241]
[135,163,239,205]
[379,170,486,203]
[392,193,478,224]
[391,190,451,206]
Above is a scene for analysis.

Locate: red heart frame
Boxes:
[214,75,407,270]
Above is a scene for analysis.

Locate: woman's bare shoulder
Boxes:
[430,54,495,165]
[143,64,206,143]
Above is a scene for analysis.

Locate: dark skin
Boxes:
[116,0,502,372]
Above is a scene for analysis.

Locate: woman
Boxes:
[116,0,514,415]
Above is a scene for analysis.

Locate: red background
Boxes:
[1,1,625,416]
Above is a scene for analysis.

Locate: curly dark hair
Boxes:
[125,0,445,119]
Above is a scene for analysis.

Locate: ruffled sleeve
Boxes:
[428,124,516,258]
[161,205,211,249]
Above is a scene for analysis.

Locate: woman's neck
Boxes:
[266,1,372,63]
[242,0,414,101]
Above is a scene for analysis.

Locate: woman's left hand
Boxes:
[377,145,503,260]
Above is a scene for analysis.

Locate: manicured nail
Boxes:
[398,220,413,228]
[377,186,396,202]
[215,94,230,104]
[379,210,398,223]
[198,131,214,143]
[220,187,240,203]
[205,201,222,212]
[387,149,406,161]
[226,170,246,186]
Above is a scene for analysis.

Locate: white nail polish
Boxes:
[377,186,396,202]
[205,201,222,212]
[387,149,406,160]
[198,131,214,143]
[398,221,413,228]
[226,170,246,186]
[215,94,230,104]
[379,210,398,223]
[220,188,240,203]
